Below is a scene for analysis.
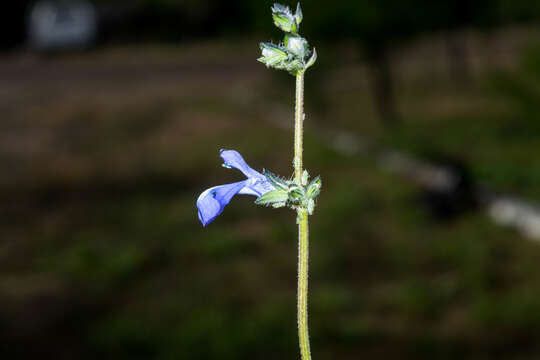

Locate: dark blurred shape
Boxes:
[0,2,31,48]
[366,43,400,127]
[27,0,98,51]
[379,151,478,219]
[417,157,478,220]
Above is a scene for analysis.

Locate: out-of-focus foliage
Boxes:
[121,0,540,39]
[4,1,540,47]
[3,0,540,359]
[3,34,540,358]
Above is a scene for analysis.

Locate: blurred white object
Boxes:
[27,0,97,51]
[488,198,540,240]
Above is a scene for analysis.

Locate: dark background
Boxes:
[3,0,540,359]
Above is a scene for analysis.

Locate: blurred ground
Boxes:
[2,26,540,359]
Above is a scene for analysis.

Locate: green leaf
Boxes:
[255,190,289,206]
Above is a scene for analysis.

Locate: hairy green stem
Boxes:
[297,209,311,360]
[294,71,312,360]
[294,71,305,182]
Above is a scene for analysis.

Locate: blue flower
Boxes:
[197,150,274,226]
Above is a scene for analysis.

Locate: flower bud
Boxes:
[258,42,289,68]
[272,3,298,33]
[285,35,308,59]
[259,3,316,75]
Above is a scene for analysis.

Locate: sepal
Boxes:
[305,48,317,70]
[301,170,309,186]
[284,59,304,75]
[306,199,315,215]
[295,3,303,26]
[271,3,298,33]
[263,169,290,190]
[255,189,289,207]
[305,176,321,199]
[285,35,309,59]
[287,184,304,205]
[258,42,289,68]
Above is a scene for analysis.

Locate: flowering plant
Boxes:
[196,3,318,360]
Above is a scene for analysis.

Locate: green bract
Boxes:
[258,3,317,75]
[255,190,289,207]
[294,3,303,26]
[258,42,289,68]
[305,176,321,200]
[285,35,309,59]
[272,3,299,33]
[255,169,322,215]
[263,169,289,190]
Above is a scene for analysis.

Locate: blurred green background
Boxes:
[3,0,540,359]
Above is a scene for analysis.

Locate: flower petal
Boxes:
[239,177,274,197]
[220,149,262,179]
[197,180,248,226]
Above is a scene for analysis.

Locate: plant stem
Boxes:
[294,70,312,360]
[294,71,305,183]
[297,208,311,360]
